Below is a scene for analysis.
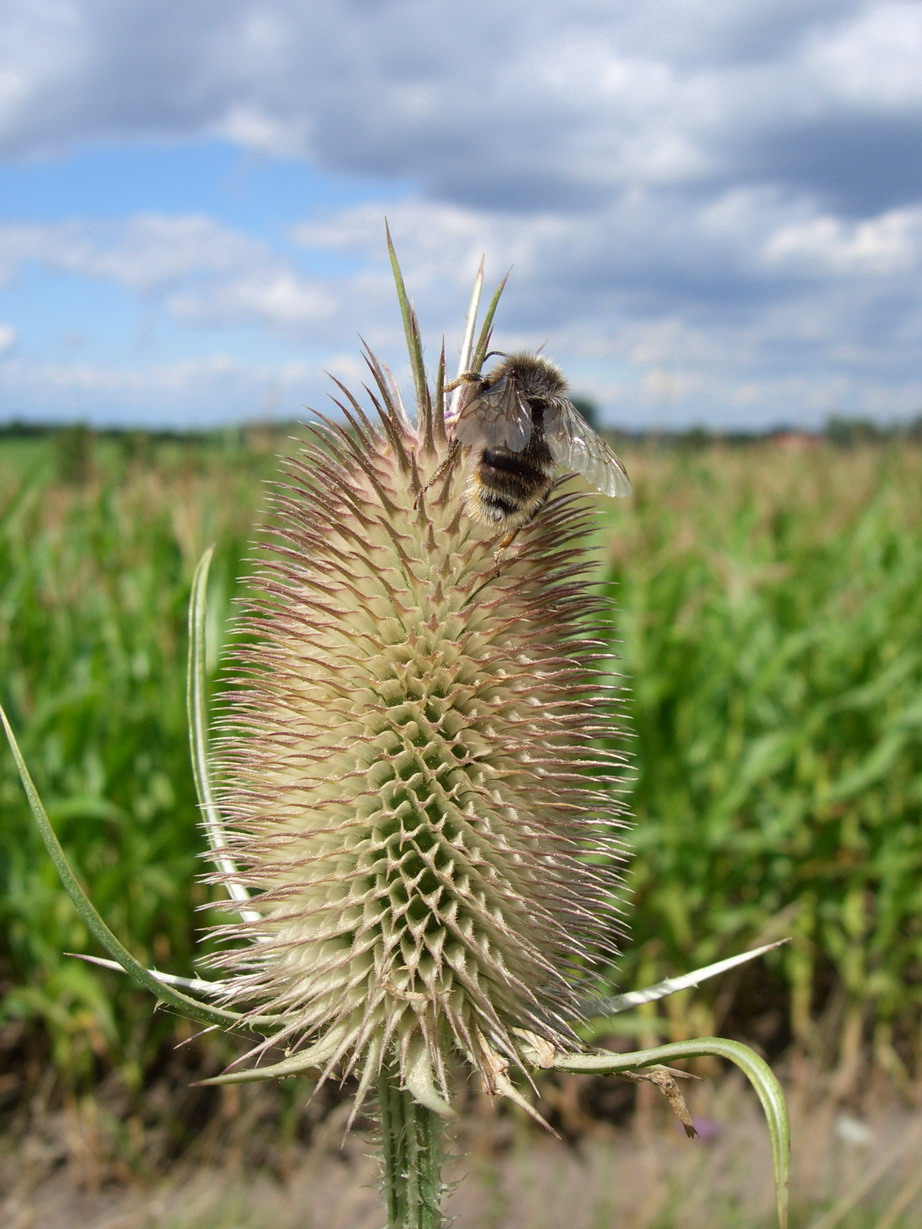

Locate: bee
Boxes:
[438,352,631,548]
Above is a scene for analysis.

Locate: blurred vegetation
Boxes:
[597,437,922,1091]
[1,425,920,1115]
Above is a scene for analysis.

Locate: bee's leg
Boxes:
[415,439,462,509]
[496,527,522,553]
[491,489,552,569]
[491,526,524,571]
[444,371,485,393]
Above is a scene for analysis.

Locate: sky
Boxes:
[1,0,921,432]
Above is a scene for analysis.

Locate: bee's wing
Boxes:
[452,374,533,452]
[544,397,633,497]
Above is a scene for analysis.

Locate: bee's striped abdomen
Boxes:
[467,431,555,528]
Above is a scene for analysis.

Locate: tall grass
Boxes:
[1,433,920,1097]
[600,441,922,1083]
[0,434,277,1084]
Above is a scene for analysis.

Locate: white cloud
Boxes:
[0,215,270,291]
[1,1,917,208]
[168,270,334,329]
[763,207,922,275]
[806,2,922,108]
[1,2,921,428]
[0,213,351,339]
[214,104,308,157]
[3,187,921,429]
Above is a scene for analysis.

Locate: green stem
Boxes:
[378,1064,446,1229]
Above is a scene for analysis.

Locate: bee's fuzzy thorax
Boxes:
[489,352,567,398]
[207,355,629,1115]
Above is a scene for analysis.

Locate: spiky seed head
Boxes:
[207,344,629,1117]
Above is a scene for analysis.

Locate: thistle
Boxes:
[205,265,630,1123]
[3,241,792,1229]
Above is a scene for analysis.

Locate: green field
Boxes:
[2,428,920,1113]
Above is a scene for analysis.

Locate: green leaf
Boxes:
[553,1037,790,1229]
[1,700,245,1032]
[187,546,258,922]
[470,270,509,372]
[583,939,788,1022]
[386,220,430,424]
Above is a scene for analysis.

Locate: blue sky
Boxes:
[1,1,921,431]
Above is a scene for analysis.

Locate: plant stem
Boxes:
[378,1063,446,1229]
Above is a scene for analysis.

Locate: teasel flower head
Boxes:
[207,258,630,1120]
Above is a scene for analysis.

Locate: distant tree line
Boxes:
[1,409,921,449]
[606,412,922,449]
[0,419,224,444]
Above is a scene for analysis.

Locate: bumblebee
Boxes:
[445,352,631,539]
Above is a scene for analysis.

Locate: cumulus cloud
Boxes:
[167,269,335,329]
[1,0,921,427]
[3,2,920,213]
[0,215,270,291]
[763,207,922,275]
[806,2,922,108]
[0,214,351,342]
